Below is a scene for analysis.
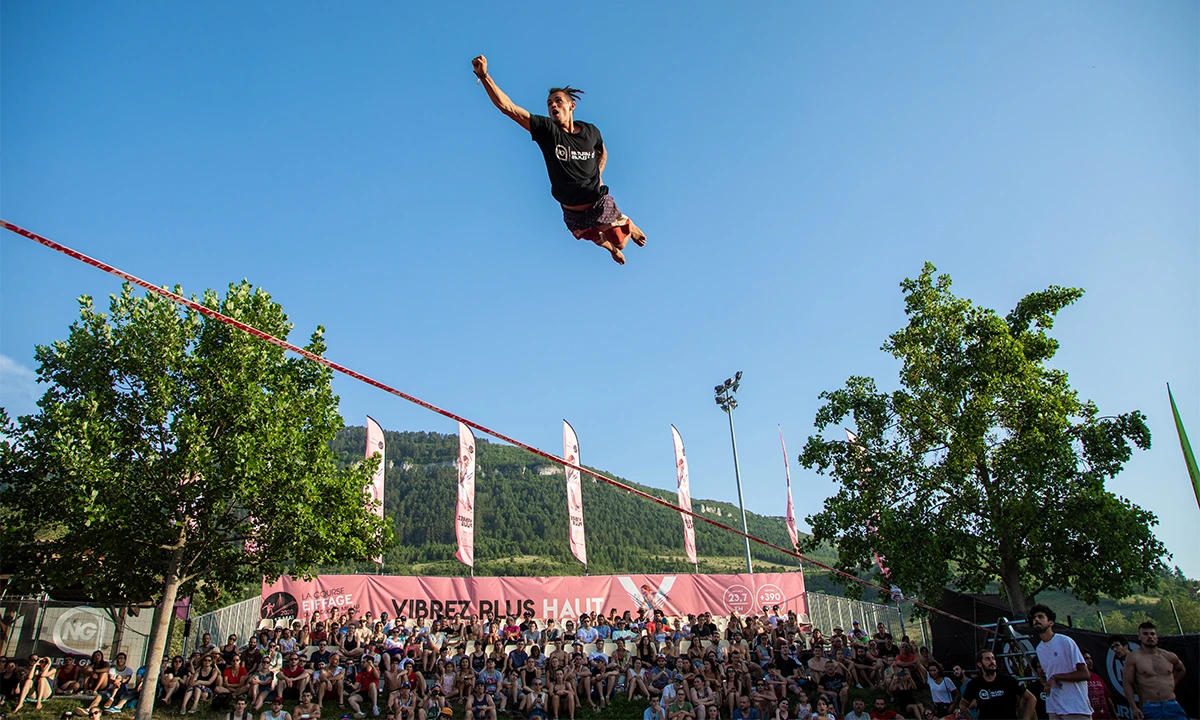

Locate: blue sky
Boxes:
[3,2,1197,578]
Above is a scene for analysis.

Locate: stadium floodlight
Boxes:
[712,372,753,574]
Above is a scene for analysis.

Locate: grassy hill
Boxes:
[327,426,837,577]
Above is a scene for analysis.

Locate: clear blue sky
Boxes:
[3,2,1197,577]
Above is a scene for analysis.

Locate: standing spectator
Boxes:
[1081,651,1116,719]
[926,662,959,716]
[1030,603,1093,720]
[1122,621,1187,720]
[960,650,1035,720]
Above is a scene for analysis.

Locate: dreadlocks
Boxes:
[547,86,585,103]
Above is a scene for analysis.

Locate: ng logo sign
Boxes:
[52,608,109,655]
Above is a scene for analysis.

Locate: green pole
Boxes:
[1167,384,1200,510]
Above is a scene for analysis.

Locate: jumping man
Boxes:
[472,55,647,265]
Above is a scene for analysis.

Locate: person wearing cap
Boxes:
[260,697,291,720]
[388,685,415,720]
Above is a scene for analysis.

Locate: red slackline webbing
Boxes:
[0,217,996,635]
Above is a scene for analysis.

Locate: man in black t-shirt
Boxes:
[472,54,647,265]
[960,650,1035,720]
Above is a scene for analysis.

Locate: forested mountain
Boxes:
[327,426,834,578]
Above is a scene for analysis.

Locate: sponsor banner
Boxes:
[563,420,587,566]
[671,425,698,565]
[456,423,476,568]
[779,426,799,550]
[261,572,806,623]
[365,416,387,564]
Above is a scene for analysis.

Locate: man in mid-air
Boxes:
[473,55,646,265]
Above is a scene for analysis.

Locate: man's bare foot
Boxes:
[610,249,625,265]
[628,221,647,247]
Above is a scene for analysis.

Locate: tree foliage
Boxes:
[0,282,392,719]
[798,263,1167,612]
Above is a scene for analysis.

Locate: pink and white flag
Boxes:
[365,416,387,563]
[455,423,476,568]
[563,420,588,566]
[779,426,799,550]
[671,425,698,565]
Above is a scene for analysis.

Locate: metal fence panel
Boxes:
[187,597,263,653]
[1,597,158,669]
[802,591,914,647]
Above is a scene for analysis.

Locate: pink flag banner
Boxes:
[671,425,698,565]
[779,426,799,550]
[455,423,476,568]
[365,416,387,564]
[563,420,587,566]
[261,572,806,624]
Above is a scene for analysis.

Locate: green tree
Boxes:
[0,282,392,720]
[798,263,1167,613]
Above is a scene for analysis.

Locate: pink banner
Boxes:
[456,423,476,568]
[779,426,799,551]
[365,416,387,564]
[563,420,587,566]
[261,572,806,623]
[671,425,698,565]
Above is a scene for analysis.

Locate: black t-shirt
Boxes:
[528,115,606,207]
[962,674,1026,720]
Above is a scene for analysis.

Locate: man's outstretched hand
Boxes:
[472,55,487,79]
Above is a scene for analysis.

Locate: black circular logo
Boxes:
[260,591,298,622]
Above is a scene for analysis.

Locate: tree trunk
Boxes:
[108,607,128,658]
[1001,568,1030,616]
[135,545,185,720]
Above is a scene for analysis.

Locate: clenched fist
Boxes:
[472,55,487,79]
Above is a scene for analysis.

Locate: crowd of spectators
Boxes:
[1,602,1166,720]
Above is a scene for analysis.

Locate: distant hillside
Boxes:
[327,426,837,577]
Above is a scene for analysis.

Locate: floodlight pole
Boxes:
[715,372,753,575]
[725,404,753,574]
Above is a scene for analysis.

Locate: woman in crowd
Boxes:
[180,654,221,715]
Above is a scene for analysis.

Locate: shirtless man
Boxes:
[472,55,647,265]
[1123,621,1187,720]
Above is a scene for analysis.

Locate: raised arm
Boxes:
[472,56,531,131]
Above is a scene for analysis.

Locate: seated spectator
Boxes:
[293,689,321,719]
[180,654,220,714]
[260,696,291,720]
[644,696,668,720]
[869,697,901,720]
[811,697,835,720]
[11,655,56,713]
[0,659,22,705]
[57,654,82,695]
[93,652,135,712]
[731,695,760,720]
[84,650,112,695]
[219,654,251,698]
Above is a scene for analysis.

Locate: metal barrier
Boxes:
[187,596,263,654]
[0,596,158,668]
[802,591,920,647]
[981,617,1038,681]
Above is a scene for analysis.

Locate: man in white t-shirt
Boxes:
[576,617,599,645]
[1030,604,1092,720]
